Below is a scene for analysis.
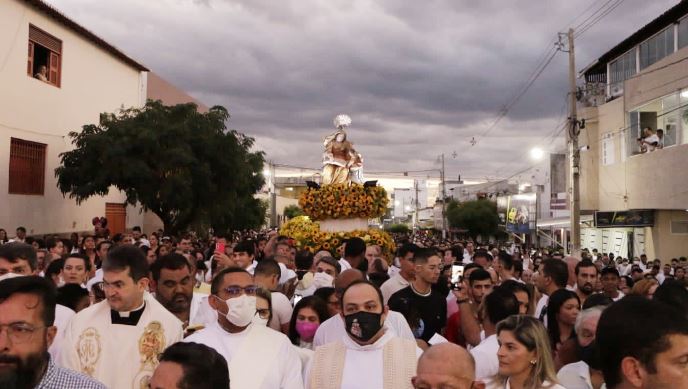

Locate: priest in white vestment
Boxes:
[184,267,304,389]
[59,245,184,389]
[305,280,420,389]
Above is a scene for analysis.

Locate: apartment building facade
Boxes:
[578,1,688,260]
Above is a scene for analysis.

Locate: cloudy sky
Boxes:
[48,0,679,180]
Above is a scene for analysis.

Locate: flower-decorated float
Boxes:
[280,115,395,259]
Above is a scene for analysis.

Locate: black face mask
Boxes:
[578,341,601,370]
[344,311,383,342]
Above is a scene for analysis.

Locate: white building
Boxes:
[1,0,204,237]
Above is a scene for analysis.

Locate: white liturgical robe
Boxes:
[305,331,421,389]
[48,304,75,361]
[59,292,184,389]
[313,310,414,347]
[184,320,304,389]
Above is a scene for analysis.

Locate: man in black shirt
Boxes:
[389,248,446,343]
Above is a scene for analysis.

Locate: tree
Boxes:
[446,199,500,240]
[55,100,266,235]
[283,204,304,220]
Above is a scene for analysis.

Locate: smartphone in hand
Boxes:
[215,242,225,254]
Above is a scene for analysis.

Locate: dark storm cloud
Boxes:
[48,0,679,177]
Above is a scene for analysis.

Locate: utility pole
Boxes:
[567,28,581,258]
[414,179,419,229]
[269,161,277,228]
[441,153,447,239]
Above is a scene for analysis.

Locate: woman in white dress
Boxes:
[485,315,566,389]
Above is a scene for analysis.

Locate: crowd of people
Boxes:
[0,224,687,389]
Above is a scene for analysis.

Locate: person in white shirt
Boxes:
[338,237,366,273]
[534,258,570,324]
[314,269,414,347]
[59,245,184,388]
[463,242,475,263]
[232,240,258,275]
[638,127,660,152]
[557,306,605,389]
[380,243,417,304]
[8,227,27,244]
[573,260,598,308]
[412,343,486,389]
[254,259,293,334]
[305,280,420,389]
[600,267,624,301]
[185,267,303,389]
[470,287,520,381]
[150,253,208,330]
[486,315,566,389]
[617,258,631,276]
[311,256,340,290]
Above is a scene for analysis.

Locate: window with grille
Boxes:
[27,24,62,87]
[671,220,688,235]
[8,138,47,195]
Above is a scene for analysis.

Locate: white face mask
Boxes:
[252,312,269,326]
[56,275,66,288]
[217,294,256,327]
[312,272,334,289]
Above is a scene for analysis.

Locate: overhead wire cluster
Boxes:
[448,0,633,182]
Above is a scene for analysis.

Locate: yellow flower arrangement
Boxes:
[298,184,389,220]
[280,216,396,263]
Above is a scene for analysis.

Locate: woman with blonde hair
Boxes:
[487,315,565,389]
[629,277,658,299]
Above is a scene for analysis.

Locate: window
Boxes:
[27,24,62,87]
[679,17,688,50]
[639,26,674,70]
[627,91,684,157]
[609,49,636,85]
[671,220,688,235]
[8,138,47,195]
[601,134,615,165]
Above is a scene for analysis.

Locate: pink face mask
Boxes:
[295,321,320,341]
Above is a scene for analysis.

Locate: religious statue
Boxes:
[322,114,364,185]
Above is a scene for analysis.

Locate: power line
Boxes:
[470,47,558,145]
[463,0,628,149]
[575,0,627,38]
[573,0,618,31]
[566,0,611,30]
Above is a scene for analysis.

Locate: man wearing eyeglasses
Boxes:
[184,267,304,388]
[59,245,183,389]
[0,275,106,388]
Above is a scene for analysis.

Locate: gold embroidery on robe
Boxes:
[133,321,166,388]
[77,327,101,376]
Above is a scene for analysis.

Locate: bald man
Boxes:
[313,269,415,346]
[413,343,486,389]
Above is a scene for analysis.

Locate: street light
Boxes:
[530,147,545,161]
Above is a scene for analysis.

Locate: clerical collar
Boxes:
[111,301,146,326]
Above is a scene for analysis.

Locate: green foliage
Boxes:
[55,100,266,235]
[386,223,410,233]
[446,199,500,239]
[283,204,304,219]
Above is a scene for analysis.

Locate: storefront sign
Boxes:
[594,210,654,228]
